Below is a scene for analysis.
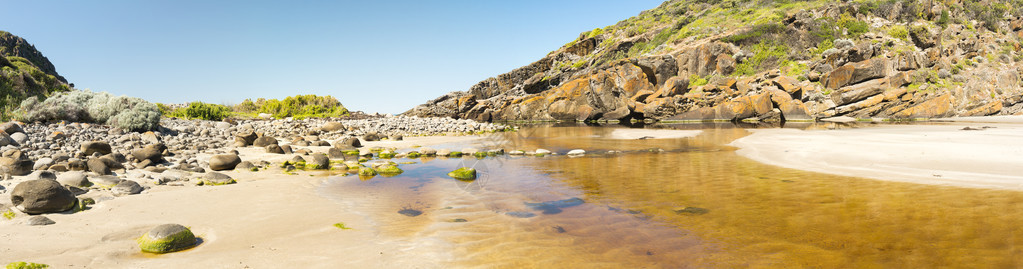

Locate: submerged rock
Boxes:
[398,208,422,217]
[673,207,709,215]
[447,167,476,181]
[505,211,536,218]
[525,197,585,215]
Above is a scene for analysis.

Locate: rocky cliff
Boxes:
[0,31,71,118]
[406,0,1023,122]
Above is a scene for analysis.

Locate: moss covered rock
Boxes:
[199,172,236,186]
[378,152,396,159]
[447,167,477,181]
[406,152,421,158]
[137,224,197,254]
[376,165,403,176]
[358,167,377,177]
[447,151,463,158]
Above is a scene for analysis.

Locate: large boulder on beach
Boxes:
[308,153,329,170]
[209,154,242,171]
[253,136,278,147]
[235,130,258,146]
[137,224,198,253]
[362,132,381,142]
[9,132,27,145]
[131,144,166,163]
[265,144,285,154]
[10,179,77,214]
[199,172,236,185]
[87,158,111,175]
[80,141,113,156]
[111,180,144,196]
[0,122,24,135]
[335,137,361,149]
[321,122,345,132]
[419,147,437,156]
[57,171,91,188]
[0,157,33,176]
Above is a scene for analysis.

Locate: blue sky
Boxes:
[1,0,664,114]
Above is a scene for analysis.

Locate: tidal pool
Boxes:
[322,124,1023,268]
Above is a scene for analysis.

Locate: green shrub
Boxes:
[689,75,709,87]
[169,102,231,121]
[839,16,869,36]
[888,25,909,40]
[235,95,348,119]
[937,9,950,28]
[15,90,161,131]
[734,40,790,76]
[722,22,785,44]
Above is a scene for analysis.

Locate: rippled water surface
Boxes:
[322,124,1023,268]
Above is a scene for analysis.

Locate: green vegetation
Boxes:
[5,262,48,269]
[234,94,348,119]
[447,151,463,158]
[447,167,477,181]
[888,25,909,41]
[2,209,14,220]
[16,90,160,131]
[358,167,377,177]
[333,222,353,230]
[937,9,950,28]
[689,75,709,87]
[733,41,790,76]
[406,152,421,158]
[376,165,403,176]
[167,102,231,121]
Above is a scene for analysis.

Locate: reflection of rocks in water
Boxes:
[525,197,585,215]
[607,206,643,215]
[398,207,423,217]
[505,211,536,218]
[552,226,566,233]
[673,207,709,215]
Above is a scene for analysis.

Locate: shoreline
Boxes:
[730,119,1023,191]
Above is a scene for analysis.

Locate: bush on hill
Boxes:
[16,90,160,131]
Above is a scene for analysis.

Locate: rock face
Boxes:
[404,1,1023,122]
[209,154,242,171]
[10,179,77,214]
[137,224,198,253]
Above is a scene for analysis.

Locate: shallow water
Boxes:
[321,124,1023,268]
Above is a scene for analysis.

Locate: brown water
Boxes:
[322,124,1023,268]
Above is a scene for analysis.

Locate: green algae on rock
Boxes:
[447,167,477,181]
[137,224,197,254]
[376,165,404,176]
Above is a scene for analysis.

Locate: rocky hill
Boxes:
[0,31,71,118]
[406,0,1023,122]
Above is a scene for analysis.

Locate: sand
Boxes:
[731,120,1023,191]
[0,135,485,268]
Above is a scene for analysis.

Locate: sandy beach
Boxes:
[731,119,1023,191]
[0,136,489,268]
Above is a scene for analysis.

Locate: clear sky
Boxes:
[1,0,664,114]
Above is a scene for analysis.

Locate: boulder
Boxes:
[328,148,345,159]
[140,131,161,144]
[418,147,437,156]
[33,158,54,170]
[131,144,166,163]
[321,122,345,132]
[308,153,329,170]
[9,132,26,145]
[253,136,278,147]
[235,130,257,146]
[265,144,285,154]
[89,175,123,187]
[895,94,954,118]
[447,167,477,181]
[137,224,198,253]
[26,216,56,226]
[822,58,889,89]
[0,132,11,147]
[28,170,57,181]
[830,78,888,106]
[81,141,113,156]
[87,158,111,175]
[236,161,256,171]
[567,149,585,156]
[209,154,242,171]
[362,132,381,142]
[200,172,236,185]
[1,157,34,176]
[112,180,144,196]
[335,137,362,148]
[0,122,24,135]
[57,171,91,188]
[10,179,77,214]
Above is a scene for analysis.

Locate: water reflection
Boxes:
[323,124,1023,268]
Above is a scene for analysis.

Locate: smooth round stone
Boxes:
[137,224,198,253]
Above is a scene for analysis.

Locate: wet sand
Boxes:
[731,119,1023,191]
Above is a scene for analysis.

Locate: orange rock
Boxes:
[772,76,802,99]
[882,87,907,101]
[895,94,953,118]
[835,93,884,115]
[964,101,1003,116]
[751,92,773,116]
[631,90,655,103]
[887,71,913,88]
[831,78,888,106]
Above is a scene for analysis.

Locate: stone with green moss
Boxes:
[473,151,488,158]
[406,152,421,158]
[447,167,477,181]
[447,151,463,157]
[5,262,49,269]
[343,150,360,156]
[378,152,396,159]
[358,167,377,177]
[200,172,236,186]
[137,224,197,254]
[376,165,404,176]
